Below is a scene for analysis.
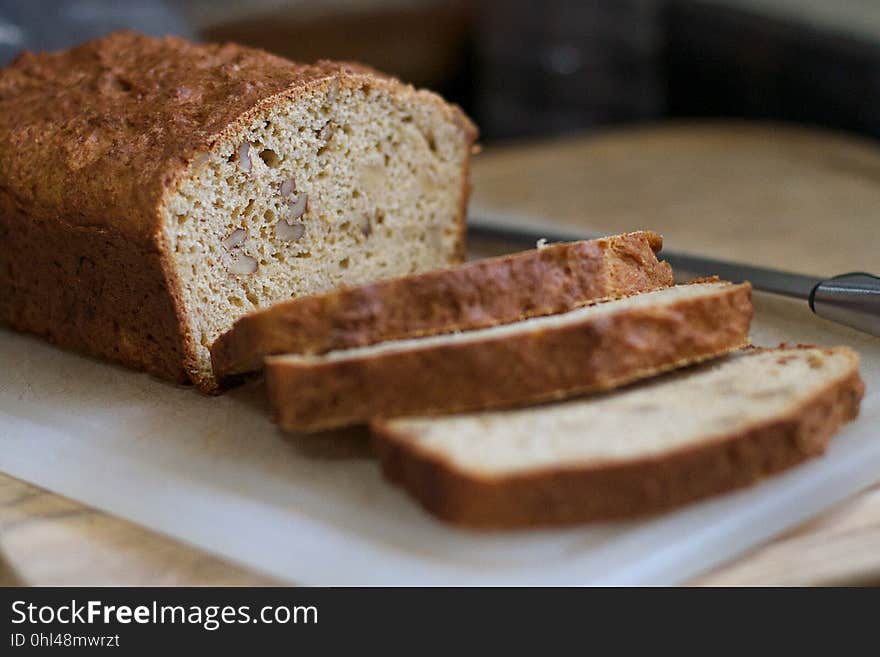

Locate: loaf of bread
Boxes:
[0,31,476,390]
[212,231,674,381]
[372,346,864,527]
[265,281,753,431]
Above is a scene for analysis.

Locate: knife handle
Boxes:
[810,272,880,337]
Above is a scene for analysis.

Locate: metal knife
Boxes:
[467,218,880,337]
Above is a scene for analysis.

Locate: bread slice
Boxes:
[265,281,752,431]
[372,346,864,528]
[0,32,476,391]
[212,231,674,381]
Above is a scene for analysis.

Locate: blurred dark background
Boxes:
[2,0,879,143]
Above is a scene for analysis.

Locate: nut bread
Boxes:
[212,231,674,381]
[372,346,864,527]
[265,281,753,431]
[0,31,476,390]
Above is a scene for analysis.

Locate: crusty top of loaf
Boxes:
[0,31,470,243]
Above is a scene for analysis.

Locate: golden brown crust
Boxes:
[0,31,385,241]
[0,31,476,389]
[0,201,189,381]
[265,282,752,431]
[446,103,478,267]
[212,231,674,382]
[371,347,864,528]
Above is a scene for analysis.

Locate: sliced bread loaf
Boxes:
[372,346,864,527]
[212,231,674,381]
[0,32,476,391]
[265,280,752,431]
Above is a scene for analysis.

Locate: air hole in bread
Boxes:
[259,149,281,168]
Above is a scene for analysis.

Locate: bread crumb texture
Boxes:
[167,71,473,384]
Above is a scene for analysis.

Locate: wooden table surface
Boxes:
[2,122,878,586]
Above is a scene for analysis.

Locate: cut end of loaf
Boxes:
[161,73,476,389]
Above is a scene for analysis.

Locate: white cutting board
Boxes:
[1,290,878,585]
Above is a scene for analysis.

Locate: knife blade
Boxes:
[467,216,880,337]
